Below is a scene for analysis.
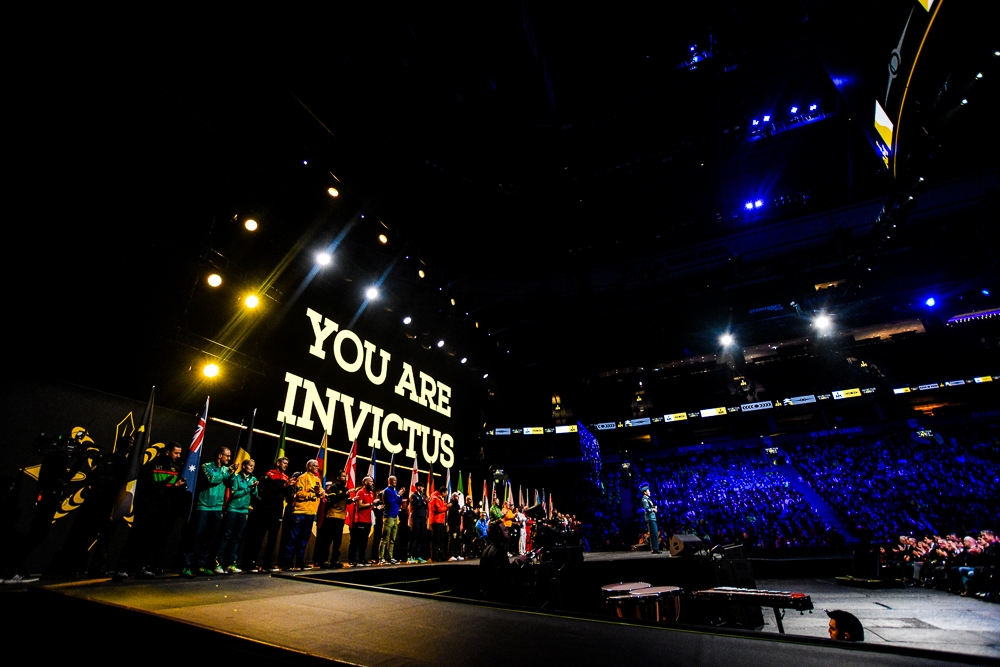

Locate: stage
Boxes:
[15,553,997,665]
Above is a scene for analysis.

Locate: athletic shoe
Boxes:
[2,574,39,585]
[267,567,281,573]
[448,557,458,561]
[389,559,400,565]
[457,556,465,561]
[416,558,427,563]
[198,567,216,576]
[138,569,157,579]
[111,571,129,581]
[288,567,303,572]
[379,559,387,565]
[212,566,225,575]
[226,565,242,574]
[407,558,418,564]
[180,568,194,578]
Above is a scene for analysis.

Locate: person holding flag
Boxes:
[180,445,234,576]
[407,478,429,563]
[281,458,325,571]
[215,458,259,573]
[241,455,293,573]
[313,469,350,568]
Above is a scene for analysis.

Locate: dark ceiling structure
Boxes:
[12,2,999,434]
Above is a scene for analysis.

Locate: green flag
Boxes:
[275,421,287,463]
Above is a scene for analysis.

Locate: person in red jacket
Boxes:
[428,487,448,561]
[348,476,375,566]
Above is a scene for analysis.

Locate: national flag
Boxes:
[518,485,524,509]
[274,421,287,463]
[315,432,328,527]
[407,457,419,528]
[232,408,257,470]
[534,489,540,506]
[367,445,377,485]
[456,470,464,507]
[482,480,487,512]
[111,386,155,521]
[445,467,451,498]
[548,492,553,519]
[181,396,210,520]
[343,440,357,527]
[388,453,395,479]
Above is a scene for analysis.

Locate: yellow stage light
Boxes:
[245,219,258,231]
[207,274,222,287]
[203,363,219,378]
[450,298,456,306]
[245,294,259,308]
[418,270,425,278]
[327,187,339,197]
[378,234,388,244]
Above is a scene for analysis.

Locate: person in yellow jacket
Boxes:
[281,459,325,570]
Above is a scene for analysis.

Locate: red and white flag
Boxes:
[344,440,357,527]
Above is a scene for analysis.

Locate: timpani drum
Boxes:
[632,585,682,623]
[601,582,651,618]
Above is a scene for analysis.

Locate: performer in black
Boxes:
[407,480,429,563]
[640,484,662,554]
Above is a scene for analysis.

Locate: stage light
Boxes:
[961,98,968,105]
[983,289,991,296]
[790,106,798,114]
[763,115,770,122]
[403,316,412,324]
[460,357,467,364]
[925,297,936,307]
[316,252,332,266]
[207,274,222,287]
[720,333,734,346]
[203,363,219,378]
[690,45,696,52]
[245,219,258,231]
[744,201,754,211]
[418,270,425,278]
[450,298,456,306]
[327,187,339,197]
[366,287,379,300]
[483,373,489,379]
[437,340,445,348]
[976,72,983,79]
[752,119,759,126]
[378,234,388,244]
[754,199,763,208]
[809,104,817,111]
[813,314,832,331]
[245,294,259,308]
[302,160,308,165]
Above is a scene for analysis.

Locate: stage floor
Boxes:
[41,560,999,665]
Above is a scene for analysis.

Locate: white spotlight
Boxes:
[483,373,489,379]
[460,357,467,364]
[813,314,832,331]
[403,316,412,325]
[436,340,445,348]
[366,287,379,300]
[720,333,734,346]
[327,187,339,197]
[316,252,332,266]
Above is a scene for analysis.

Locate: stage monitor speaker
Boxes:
[669,534,705,556]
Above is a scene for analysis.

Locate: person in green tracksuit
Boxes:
[215,459,259,573]
[181,446,234,576]
[640,485,662,554]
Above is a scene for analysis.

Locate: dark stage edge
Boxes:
[34,564,998,666]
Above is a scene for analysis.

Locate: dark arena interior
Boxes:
[4,3,999,665]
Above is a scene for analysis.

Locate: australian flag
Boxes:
[181,396,210,520]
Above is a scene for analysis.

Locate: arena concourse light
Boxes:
[366,287,379,300]
[245,294,259,308]
[207,274,222,287]
[327,187,339,197]
[244,219,258,231]
[316,252,332,266]
[203,363,219,378]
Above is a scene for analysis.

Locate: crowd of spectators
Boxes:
[885,531,998,601]
[785,423,1000,542]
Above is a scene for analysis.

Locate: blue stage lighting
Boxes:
[809,104,817,111]
[690,45,696,52]
[925,297,936,307]
[790,106,798,114]
[763,115,770,122]
[745,201,754,211]
[752,119,759,126]
[754,200,763,209]
[983,289,991,296]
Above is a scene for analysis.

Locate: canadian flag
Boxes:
[344,440,357,527]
